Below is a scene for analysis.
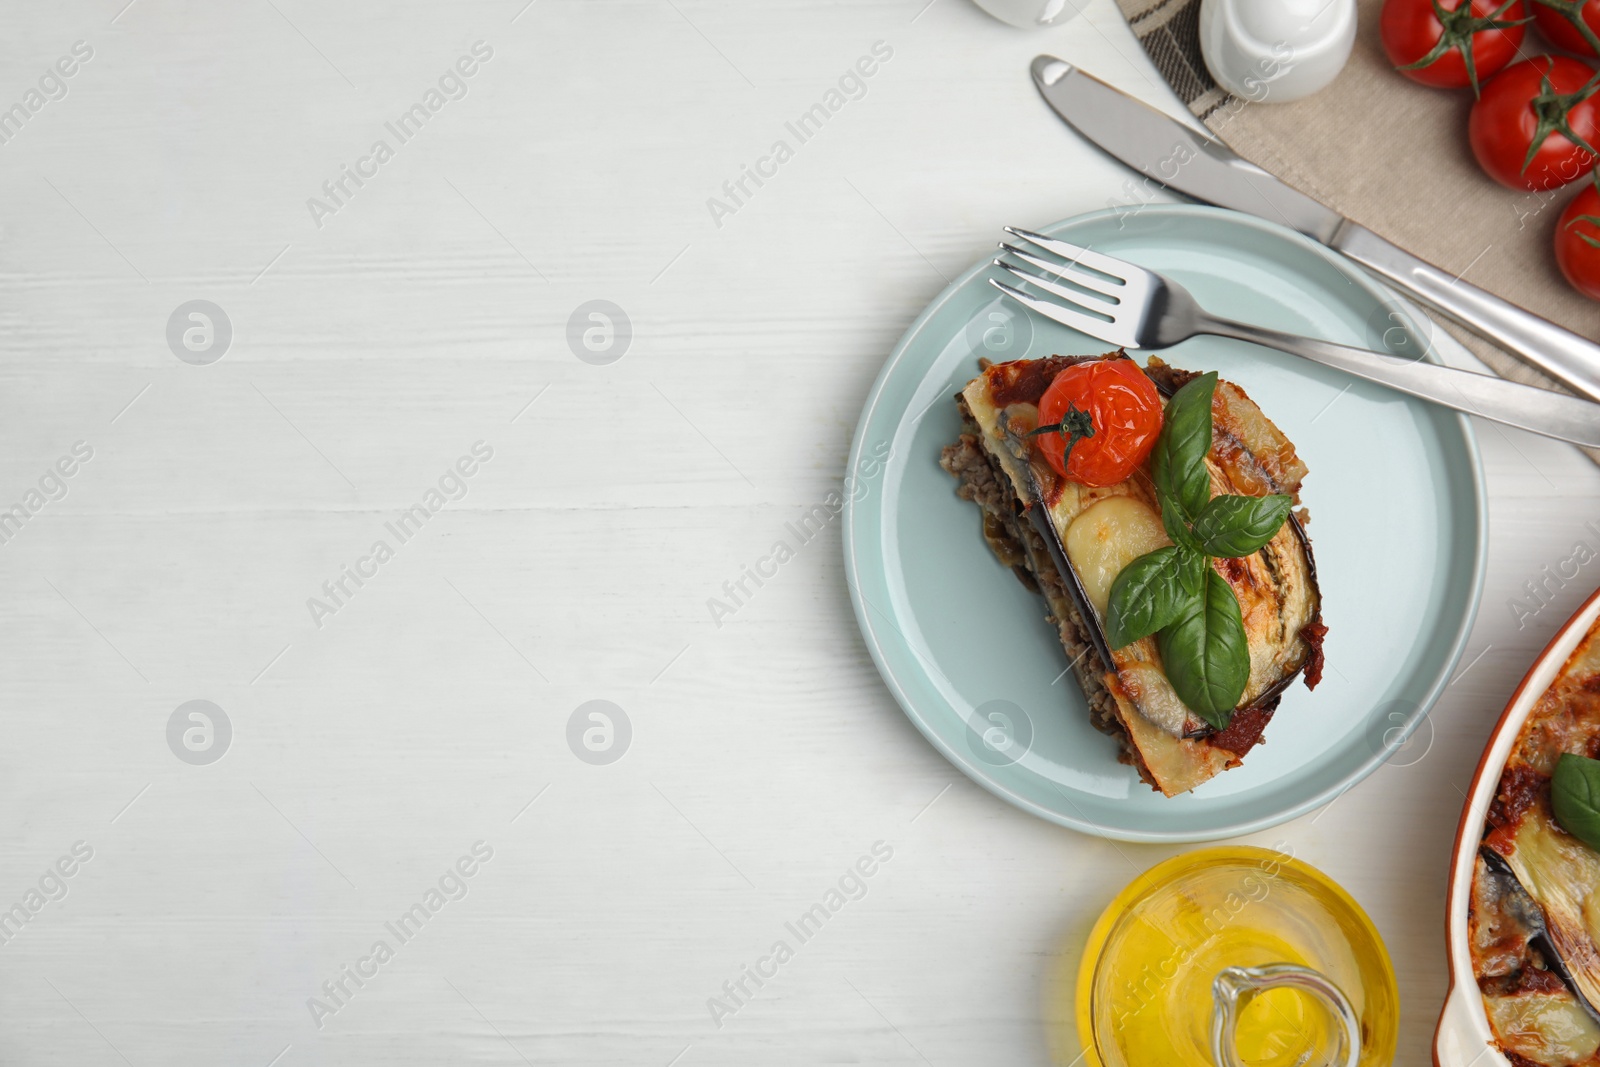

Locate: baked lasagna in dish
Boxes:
[939,352,1324,797]
[1472,620,1600,1067]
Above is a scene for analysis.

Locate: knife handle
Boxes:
[1331,221,1600,403]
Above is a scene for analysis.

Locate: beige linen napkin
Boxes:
[1117,0,1600,462]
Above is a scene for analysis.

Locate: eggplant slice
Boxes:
[939,352,1324,797]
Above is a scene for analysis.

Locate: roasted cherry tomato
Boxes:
[1469,55,1600,190]
[1032,359,1163,487]
[1557,175,1600,299]
[1381,0,1528,95]
[1533,0,1600,57]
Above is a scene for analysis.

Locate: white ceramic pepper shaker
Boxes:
[1199,0,1357,103]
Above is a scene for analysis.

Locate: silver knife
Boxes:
[1031,55,1600,403]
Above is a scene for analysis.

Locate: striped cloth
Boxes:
[1119,0,1233,118]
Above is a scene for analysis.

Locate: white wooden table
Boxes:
[3,1,1597,1063]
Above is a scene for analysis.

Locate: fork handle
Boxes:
[1198,316,1600,448]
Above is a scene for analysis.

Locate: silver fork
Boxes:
[990,227,1600,449]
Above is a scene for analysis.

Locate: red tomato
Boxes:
[1556,179,1600,299]
[1381,0,1527,94]
[1032,359,1163,488]
[1469,56,1600,190]
[1534,0,1600,57]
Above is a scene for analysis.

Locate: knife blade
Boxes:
[1030,55,1600,405]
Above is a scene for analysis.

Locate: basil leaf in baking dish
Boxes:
[1553,752,1600,852]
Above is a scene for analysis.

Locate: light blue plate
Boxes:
[844,205,1486,843]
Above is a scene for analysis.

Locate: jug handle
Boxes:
[1212,963,1360,1067]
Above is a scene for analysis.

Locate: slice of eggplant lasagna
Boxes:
[939,352,1324,796]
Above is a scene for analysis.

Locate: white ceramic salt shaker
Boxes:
[1199,0,1356,103]
[969,0,1091,29]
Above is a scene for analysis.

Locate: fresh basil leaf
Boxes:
[1553,752,1600,853]
[1157,568,1251,728]
[1153,489,1207,598]
[1191,494,1295,559]
[1158,487,1202,556]
[1104,546,1195,649]
[1174,545,1208,600]
[1151,372,1217,520]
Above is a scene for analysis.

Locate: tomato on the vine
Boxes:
[1031,359,1164,487]
[1556,175,1600,299]
[1469,56,1600,190]
[1533,0,1600,57]
[1381,0,1528,95]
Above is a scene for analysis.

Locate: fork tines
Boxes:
[989,227,1139,346]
